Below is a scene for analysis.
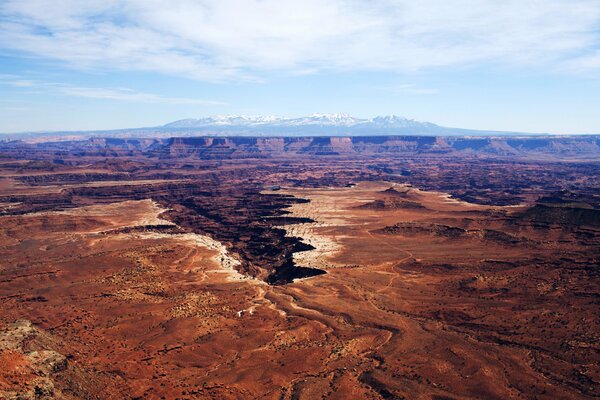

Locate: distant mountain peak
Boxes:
[163,113,437,130]
[307,112,355,121]
[371,115,439,128]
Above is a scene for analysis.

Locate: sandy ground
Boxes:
[1,183,598,399]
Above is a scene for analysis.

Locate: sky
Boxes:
[1,0,600,134]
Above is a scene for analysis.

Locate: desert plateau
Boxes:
[0,136,598,399]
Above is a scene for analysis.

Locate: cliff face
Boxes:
[159,136,600,159]
[2,135,599,160]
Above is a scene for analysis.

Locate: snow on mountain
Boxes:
[164,115,281,127]
[163,114,439,129]
[283,113,364,126]
[370,115,439,129]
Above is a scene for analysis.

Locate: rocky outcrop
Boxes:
[355,198,425,210]
[521,204,600,228]
[0,320,98,400]
[375,222,466,238]
[375,222,534,245]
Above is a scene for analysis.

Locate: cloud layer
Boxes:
[0,75,225,105]
[1,0,599,80]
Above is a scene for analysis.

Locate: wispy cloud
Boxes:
[0,76,226,105]
[2,106,29,112]
[0,1,599,81]
[55,86,226,105]
[390,84,439,95]
[564,50,600,73]
[7,79,36,87]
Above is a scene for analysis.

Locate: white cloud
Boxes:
[2,106,29,112]
[55,86,225,105]
[390,84,439,95]
[0,76,225,105]
[564,50,600,73]
[9,79,36,87]
[0,0,599,80]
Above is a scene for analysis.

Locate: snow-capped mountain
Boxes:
[2,112,552,139]
[281,113,364,127]
[164,115,281,127]
[163,113,440,131]
[370,115,439,129]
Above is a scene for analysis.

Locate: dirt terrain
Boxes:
[0,136,598,399]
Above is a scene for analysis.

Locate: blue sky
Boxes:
[1,0,600,134]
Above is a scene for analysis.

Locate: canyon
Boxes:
[0,135,598,399]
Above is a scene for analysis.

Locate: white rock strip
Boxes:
[132,231,250,282]
[273,199,343,272]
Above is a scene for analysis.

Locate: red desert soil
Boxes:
[0,137,599,399]
[0,181,598,399]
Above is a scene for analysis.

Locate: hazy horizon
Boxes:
[2,113,600,136]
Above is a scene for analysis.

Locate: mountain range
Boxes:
[2,113,589,140]
[164,113,438,129]
[160,113,507,136]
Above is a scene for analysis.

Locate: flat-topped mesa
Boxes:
[163,136,438,157]
[151,135,600,160]
[3,135,599,160]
